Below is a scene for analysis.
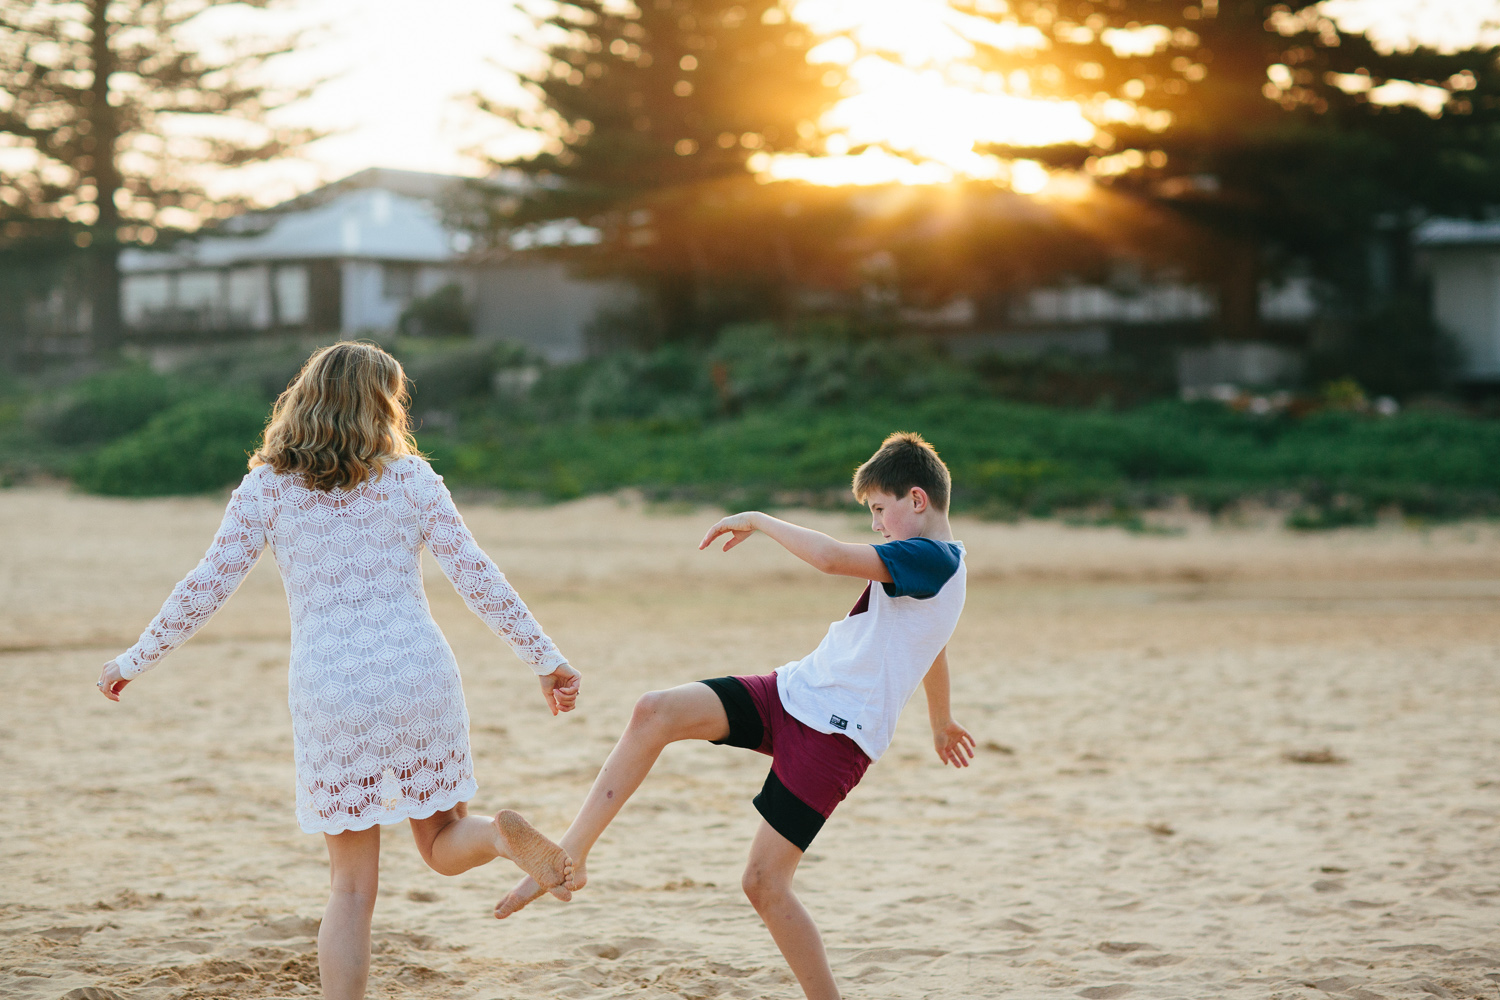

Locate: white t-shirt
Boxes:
[776,537,966,761]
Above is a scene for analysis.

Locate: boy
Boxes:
[496,432,974,1000]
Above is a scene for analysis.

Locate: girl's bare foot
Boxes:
[495,858,587,919]
[493,810,573,902]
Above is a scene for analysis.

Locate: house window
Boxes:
[177,270,221,309]
[123,273,171,327]
[227,266,271,329]
[382,262,416,301]
[275,266,309,325]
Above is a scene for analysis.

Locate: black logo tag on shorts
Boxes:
[830,714,848,730]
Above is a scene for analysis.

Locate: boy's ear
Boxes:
[909,487,929,513]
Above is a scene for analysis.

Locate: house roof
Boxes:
[122,188,457,272]
[1414,217,1500,248]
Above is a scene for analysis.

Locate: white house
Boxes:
[122,183,458,335]
[1415,217,1500,381]
[119,168,626,362]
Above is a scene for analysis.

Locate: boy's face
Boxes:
[865,488,926,541]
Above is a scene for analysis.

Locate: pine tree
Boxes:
[0,0,316,353]
[480,0,843,341]
[975,0,1500,335]
[494,0,838,215]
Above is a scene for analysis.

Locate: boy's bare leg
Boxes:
[410,802,573,898]
[495,681,730,917]
[320,825,381,1000]
[742,820,840,1000]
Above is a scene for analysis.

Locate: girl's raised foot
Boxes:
[493,810,572,901]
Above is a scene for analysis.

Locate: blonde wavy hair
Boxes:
[251,342,419,491]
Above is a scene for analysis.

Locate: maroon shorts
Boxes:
[700,672,871,851]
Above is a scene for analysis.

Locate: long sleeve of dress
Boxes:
[114,475,267,680]
[415,464,567,676]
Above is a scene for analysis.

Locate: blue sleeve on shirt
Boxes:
[875,538,962,599]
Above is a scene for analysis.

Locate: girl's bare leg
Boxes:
[410,800,573,897]
[742,820,840,1000]
[320,825,381,1000]
[495,681,730,917]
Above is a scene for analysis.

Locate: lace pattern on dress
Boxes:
[113,457,566,834]
[115,481,266,678]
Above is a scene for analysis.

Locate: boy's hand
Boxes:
[933,719,975,768]
[539,664,581,716]
[96,661,129,702]
[699,512,761,552]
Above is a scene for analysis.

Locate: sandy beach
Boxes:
[1,486,1498,1000]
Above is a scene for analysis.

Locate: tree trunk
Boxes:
[88,0,122,356]
[1216,236,1259,340]
[90,243,121,354]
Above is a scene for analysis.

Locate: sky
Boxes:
[191,0,543,203]
[205,0,1500,206]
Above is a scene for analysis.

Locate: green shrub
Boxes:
[170,340,316,401]
[399,283,471,337]
[73,397,270,496]
[32,367,191,445]
[39,329,1500,517]
[400,340,527,413]
[425,393,1500,520]
[1286,496,1377,531]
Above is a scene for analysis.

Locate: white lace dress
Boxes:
[112,456,568,835]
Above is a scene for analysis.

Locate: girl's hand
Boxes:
[96,661,130,702]
[539,663,581,716]
[933,719,975,768]
[699,512,761,552]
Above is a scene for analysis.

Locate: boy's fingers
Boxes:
[700,520,733,549]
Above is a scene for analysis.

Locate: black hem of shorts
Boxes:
[753,770,825,852]
[700,676,765,750]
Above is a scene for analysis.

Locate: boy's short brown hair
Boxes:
[852,432,951,512]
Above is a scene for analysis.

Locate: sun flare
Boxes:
[763,0,1099,189]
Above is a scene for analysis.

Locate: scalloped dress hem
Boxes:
[295,778,479,836]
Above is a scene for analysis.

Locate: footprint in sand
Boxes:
[247,915,320,940]
[1078,985,1133,999]
[1097,941,1154,955]
[578,937,661,961]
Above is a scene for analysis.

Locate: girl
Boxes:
[96,342,580,1000]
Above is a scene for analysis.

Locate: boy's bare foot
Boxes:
[493,810,573,902]
[495,858,588,919]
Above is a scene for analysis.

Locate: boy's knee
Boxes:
[629,689,670,729]
[741,864,785,910]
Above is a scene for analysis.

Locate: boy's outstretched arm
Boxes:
[700,511,891,581]
[923,647,975,768]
